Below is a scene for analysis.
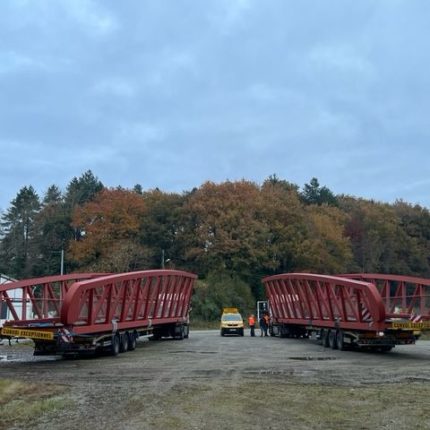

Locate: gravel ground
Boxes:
[1,330,430,430]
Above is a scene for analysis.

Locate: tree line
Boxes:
[1,171,430,320]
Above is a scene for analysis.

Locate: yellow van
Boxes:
[220,308,244,336]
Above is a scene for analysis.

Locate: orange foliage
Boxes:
[182,180,268,270]
[69,188,146,269]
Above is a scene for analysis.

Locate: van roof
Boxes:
[222,307,240,314]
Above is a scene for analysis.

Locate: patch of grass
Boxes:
[0,379,69,430]
[123,380,430,430]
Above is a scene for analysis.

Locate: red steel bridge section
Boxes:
[61,270,196,334]
[264,273,388,331]
[340,273,430,322]
[1,270,196,335]
[264,273,430,333]
[0,273,107,326]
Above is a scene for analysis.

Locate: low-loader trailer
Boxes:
[0,270,196,357]
[263,273,430,351]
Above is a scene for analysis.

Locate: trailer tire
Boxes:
[128,332,137,351]
[177,325,185,340]
[336,330,345,350]
[328,330,337,349]
[110,334,120,356]
[184,325,189,339]
[321,329,330,347]
[120,332,129,353]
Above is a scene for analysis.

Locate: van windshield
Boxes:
[222,314,242,322]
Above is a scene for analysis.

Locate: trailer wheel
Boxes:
[127,331,137,351]
[120,332,129,353]
[321,329,330,347]
[176,325,185,340]
[336,331,345,350]
[110,334,120,356]
[328,330,337,349]
[184,325,189,339]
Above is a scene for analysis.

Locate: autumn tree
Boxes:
[339,197,427,275]
[260,178,307,275]
[260,178,353,275]
[69,188,147,272]
[180,180,270,277]
[300,205,354,273]
[392,201,430,276]
[139,189,186,270]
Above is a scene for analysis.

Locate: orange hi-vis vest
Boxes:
[248,316,255,326]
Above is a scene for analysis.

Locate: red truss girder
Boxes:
[0,273,108,324]
[263,273,386,331]
[341,274,430,320]
[61,270,197,334]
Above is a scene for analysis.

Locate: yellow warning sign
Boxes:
[1,327,54,341]
[391,321,430,330]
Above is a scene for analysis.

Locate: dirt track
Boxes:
[1,330,430,430]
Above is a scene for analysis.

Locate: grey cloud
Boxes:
[1,0,429,211]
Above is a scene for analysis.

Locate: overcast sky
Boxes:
[1,0,429,212]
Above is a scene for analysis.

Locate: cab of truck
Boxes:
[220,307,244,336]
